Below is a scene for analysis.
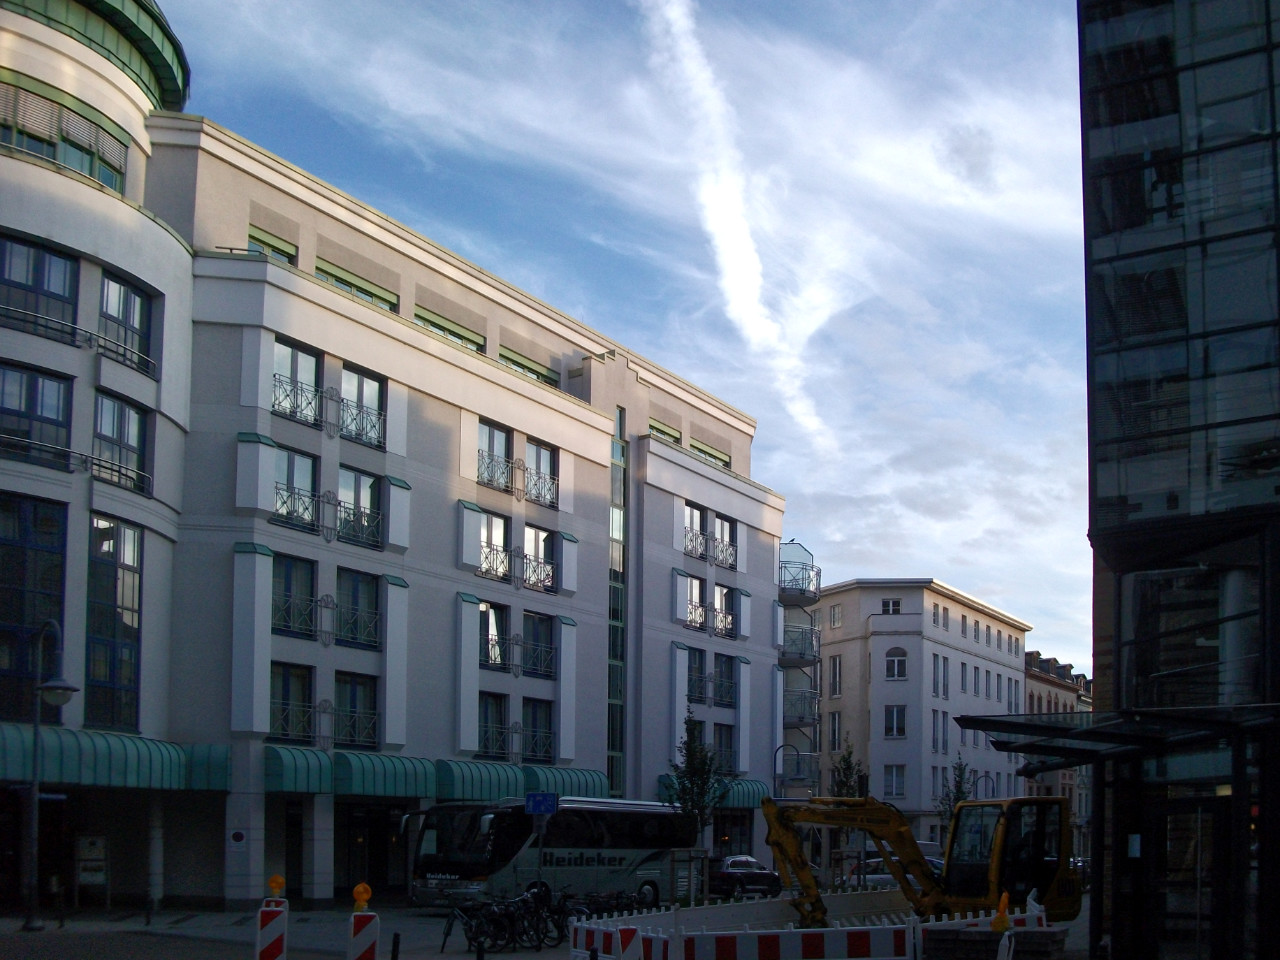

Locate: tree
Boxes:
[934,755,973,844]
[829,737,866,798]
[666,707,737,839]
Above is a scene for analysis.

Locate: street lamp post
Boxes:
[773,742,802,795]
[970,773,996,800]
[22,619,79,933]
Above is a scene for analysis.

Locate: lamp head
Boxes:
[39,676,79,707]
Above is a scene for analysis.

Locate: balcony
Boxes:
[779,541,820,606]
[783,689,819,727]
[687,672,707,704]
[522,639,557,679]
[271,594,317,638]
[271,373,322,425]
[269,700,313,743]
[481,634,515,672]
[340,398,385,447]
[521,727,555,764]
[523,553,556,592]
[712,747,738,774]
[686,601,708,630]
[88,450,153,495]
[479,543,512,581]
[781,624,820,664]
[711,536,737,569]
[337,500,383,548]
[335,605,380,649]
[95,320,156,379]
[477,723,512,760]
[0,435,154,496]
[684,526,707,560]
[713,608,736,639]
[272,482,319,532]
[478,450,514,493]
[779,752,820,785]
[711,677,737,708]
[525,468,559,508]
[334,708,379,748]
[0,301,78,346]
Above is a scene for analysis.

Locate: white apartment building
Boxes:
[814,579,1029,846]
[0,0,802,911]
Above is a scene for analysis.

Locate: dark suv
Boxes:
[708,855,782,898]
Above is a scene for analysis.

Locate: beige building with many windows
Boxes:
[0,0,801,909]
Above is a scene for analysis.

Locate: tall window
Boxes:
[523,611,555,678]
[828,654,842,696]
[523,524,555,591]
[270,662,313,742]
[99,274,151,375]
[961,614,968,637]
[885,704,906,738]
[337,467,382,547]
[0,86,126,189]
[478,692,509,759]
[0,234,77,335]
[271,555,316,638]
[272,340,321,424]
[829,603,842,628]
[336,569,379,648]
[0,363,70,467]
[942,711,949,753]
[932,653,940,696]
[942,607,950,630]
[85,516,141,730]
[942,656,950,698]
[478,421,513,492]
[882,598,901,615]
[713,723,736,772]
[961,661,969,692]
[829,710,843,750]
[932,710,939,751]
[686,575,707,629]
[524,439,558,507]
[713,584,735,638]
[683,502,707,558]
[273,447,317,530]
[479,510,510,580]
[986,625,992,645]
[712,515,737,568]
[522,698,554,763]
[884,764,906,798]
[92,393,147,492]
[886,647,907,679]
[479,601,510,671]
[0,494,66,722]
[340,366,385,447]
[985,670,992,698]
[932,603,940,626]
[713,652,736,706]
[334,672,378,748]
[687,646,707,702]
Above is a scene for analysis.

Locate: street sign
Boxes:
[525,791,558,815]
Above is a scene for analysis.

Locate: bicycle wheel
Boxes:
[480,910,511,951]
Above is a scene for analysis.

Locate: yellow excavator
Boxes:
[761,795,1082,928]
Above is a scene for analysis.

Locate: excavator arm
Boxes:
[762,795,947,927]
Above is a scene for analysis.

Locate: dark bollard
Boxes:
[476,938,485,960]
[590,949,599,960]
[391,930,401,960]
[145,898,152,926]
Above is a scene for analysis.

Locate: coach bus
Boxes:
[405,796,698,907]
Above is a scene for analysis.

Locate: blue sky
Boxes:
[162,0,1092,671]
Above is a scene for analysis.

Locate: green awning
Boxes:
[435,759,523,801]
[185,743,230,790]
[335,751,436,798]
[0,724,186,789]
[656,774,769,809]
[522,765,610,799]
[264,745,332,794]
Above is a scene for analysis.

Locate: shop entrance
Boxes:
[1143,796,1231,960]
[334,802,407,895]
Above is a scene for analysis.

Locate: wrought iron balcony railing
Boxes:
[272,373,323,424]
[340,398,385,448]
[335,605,380,649]
[478,450,514,492]
[684,526,707,559]
[273,482,319,531]
[334,708,379,748]
[521,727,555,764]
[481,634,514,671]
[711,536,738,569]
[712,747,738,775]
[686,601,707,630]
[337,500,383,548]
[96,318,157,379]
[271,594,317,638]
[479,543,512,581]
[523,554,556,592]
[269,699,314,742]
[89,446,151,495]
[779,559,821,601]
[522,640,557,679]
[477,723,512,760]
[0,435,154,494]
[0,302,78,345]
[687,672,708,703]
[525,468,558,508]
[711,677,737,707]
[713,608,736,639]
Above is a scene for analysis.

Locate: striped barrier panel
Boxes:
[256,901,288,960]
[347,911,379,960]
[680,926,910,960]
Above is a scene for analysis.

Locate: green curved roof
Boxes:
[4,0,190,110]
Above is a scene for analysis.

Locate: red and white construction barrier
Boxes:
[347,911,380,960]
[256,898,288,960]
